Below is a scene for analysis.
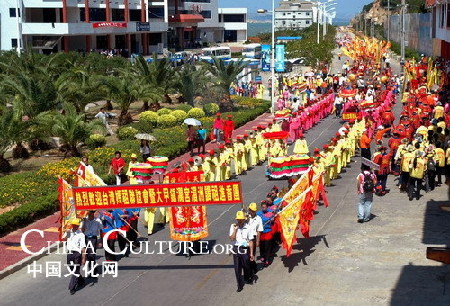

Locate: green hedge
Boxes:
[0,192,58,236]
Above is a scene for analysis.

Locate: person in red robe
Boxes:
[223,115,235,142]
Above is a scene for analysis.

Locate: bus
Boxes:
[200,47,231,63]
[242,43,262,59]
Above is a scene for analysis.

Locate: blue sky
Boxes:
[218,0,373,21]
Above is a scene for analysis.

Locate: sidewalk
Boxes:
[0,111,274,279]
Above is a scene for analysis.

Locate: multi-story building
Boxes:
[0,0,169,54]
[274,0,315,31]
[0,0,246,53]
[428,0,450,59]
[219,8,247,42]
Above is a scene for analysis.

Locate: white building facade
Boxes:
[274,0,315,31]
[0,0,247,53]
[0,0,169,54]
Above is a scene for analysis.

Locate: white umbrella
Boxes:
[305,71,314,77]
[183,118,202,126]
[135,133,156,141]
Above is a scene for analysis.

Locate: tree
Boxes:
[205,57,248,111]
[0,71,58,117]
[36,103,105,157]
[0,109,17,172]
[131,55,173,110]
[101,69,161,126]
[174,64,208,106]
[55,59,105,113]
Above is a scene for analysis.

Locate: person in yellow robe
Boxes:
[243,134,252,169]
[201,154,212,181]
[249,130,259,166]
[234,137,246,174]
[126,154,140,185]
[208,149,219,181]
[255,126,266,164]
[293,132,309,155]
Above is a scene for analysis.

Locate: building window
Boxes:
[306,20,310,24]
[112,9,125,21]
[181,0,211,2]
[130,9,141,21]
[447,4,450,27]
[11,39,18,48]
[89,8,106,22]
[223,14,245,22]
[440,5,445,28]
[148,7,164,19]
[200,10,211,19]
[306,12,310,16]
[9,8,20,17]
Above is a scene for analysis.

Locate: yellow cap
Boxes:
[248,202,258,211]
[71,218,81,226]
[235,211,246,220]
[130,153,137,158]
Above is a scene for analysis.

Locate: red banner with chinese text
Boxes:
[92,22,127,28]
[72,181,242,210]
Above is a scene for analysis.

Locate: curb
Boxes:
[0,241,62,281]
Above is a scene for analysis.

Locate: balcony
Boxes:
[21,21,168,36]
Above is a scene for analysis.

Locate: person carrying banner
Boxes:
[247,202,263,279]
[64,219,86,295]
[101,210,117,261]
[113,209,130,257]
[229,211,255,292]
[126,154,140,185]
[257,202,275,267]
[80,211,102,278]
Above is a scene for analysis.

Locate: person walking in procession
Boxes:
[356,165,377,223]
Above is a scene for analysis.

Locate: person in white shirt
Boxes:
[95,107,114,135]
[65,219,86,295]
[81,211,103,277]
[334,95,344,118]
[229,211,255,292]
[246,203,263,278]
[76,157,95,177]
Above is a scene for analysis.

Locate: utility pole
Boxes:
[400,0,406,59]
[371,19,374,37]
[364,17,367,36]
[322,6,326,37]
[387,0,390,41]
[317,2,320,44]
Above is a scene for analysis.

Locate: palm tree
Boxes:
[205,57,248,111]
[55,59,105,113]
[35,103,105,157]
[131,55,173,110]
[0,109,17,172]
[174,64,208,106]
[0,71,58,117]
[102,69,161,126]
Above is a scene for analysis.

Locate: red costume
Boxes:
[223,115,235,141]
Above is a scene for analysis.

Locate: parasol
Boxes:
[183,118,202,126]
[135,133,156,141]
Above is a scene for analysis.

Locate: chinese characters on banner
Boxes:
[58,178,76,239]
[72,181,243,210]
[164,171,208,242]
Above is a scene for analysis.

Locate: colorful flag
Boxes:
[165,171,209,242]
[58,177,76,240]
[279,189,308,256]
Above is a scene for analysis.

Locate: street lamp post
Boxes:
[257,0,276,114]
[271,0,275,114]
